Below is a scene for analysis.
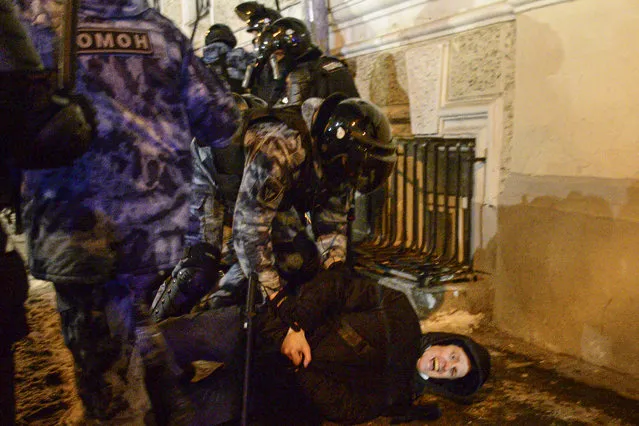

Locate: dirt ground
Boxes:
[13,279,84,425]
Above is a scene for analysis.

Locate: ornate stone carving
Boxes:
[447,24,506,102]
[406,43,444,135]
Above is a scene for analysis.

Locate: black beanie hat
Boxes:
[414,332,491,402]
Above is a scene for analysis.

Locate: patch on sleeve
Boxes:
[76,29,154,55]
[321,60,345,73]
[257,176,284,206]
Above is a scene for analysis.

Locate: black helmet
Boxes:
[205,24,237,48]
[235,2,281,34]
[254,17,316,80]
[312,94,396,194]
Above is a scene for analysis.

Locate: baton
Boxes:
[241,272,259,426]
[59,0,80,92]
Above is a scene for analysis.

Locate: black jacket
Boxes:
[158,266,423,425]
[259,265,422,424]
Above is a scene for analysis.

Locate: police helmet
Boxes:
[235,2,281,34]
[253,17,316,80]
[205,24,237,48]
[312,94,396,194]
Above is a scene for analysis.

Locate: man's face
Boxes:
[417,344,471,379]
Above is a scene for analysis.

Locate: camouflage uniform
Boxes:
[17,0,238,422]
[199,48,359,289]
[203,41,254,93]
[220,100,351,299]
[186,42,254,253]
[185,140,230,263]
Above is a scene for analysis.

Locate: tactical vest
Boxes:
[272,54,359,107]
[210,105,316,214]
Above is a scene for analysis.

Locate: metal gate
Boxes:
[352,137,480,286]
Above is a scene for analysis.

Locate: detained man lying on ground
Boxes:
[150,246,491,425]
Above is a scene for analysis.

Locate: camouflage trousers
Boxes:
[186,182,226,251]
[219,208,321,296]
[54,272,166,424]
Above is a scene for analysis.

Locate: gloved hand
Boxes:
[7,87,97,169]
[269,288,301,332]
[150,243,221,322]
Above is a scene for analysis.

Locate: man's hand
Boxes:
[281,327,311,368]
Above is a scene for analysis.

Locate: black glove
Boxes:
[269,288,301,331]
[150,243,221,322]
[6,84,97,169]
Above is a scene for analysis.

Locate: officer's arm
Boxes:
[182,47,239,149]
[233,125,299,298]
[312,186,350,270]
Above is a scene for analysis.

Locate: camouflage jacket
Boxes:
[203,42,254,83]
[233,105,350,296]
[19,0,239,284]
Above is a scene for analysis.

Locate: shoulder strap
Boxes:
[315,55,349,75]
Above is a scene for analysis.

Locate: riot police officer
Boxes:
[203,24,254,93]
[0,0,94,423]
[172,93,268,323]
[235,2,282,101]
[203,94,397,308]
[246,17,360,106]
[16,0,238,423]
[235,1,282,39]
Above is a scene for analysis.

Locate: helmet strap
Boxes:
[242,64,255,89]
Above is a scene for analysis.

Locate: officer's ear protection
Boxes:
[311,92,349,140]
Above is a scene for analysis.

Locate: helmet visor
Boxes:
[322,141,396,194]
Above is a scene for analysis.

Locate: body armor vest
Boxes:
[209,106,316,214]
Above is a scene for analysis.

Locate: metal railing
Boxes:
[353,137,480,286]
[196,0,210,15]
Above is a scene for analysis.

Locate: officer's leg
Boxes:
[186,180,224,251]
[0,243,30,426]
[54,280,150,424]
